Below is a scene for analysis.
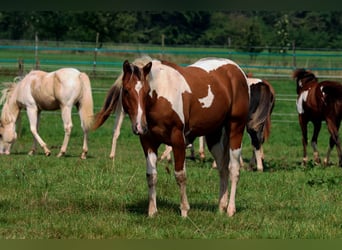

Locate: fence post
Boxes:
[161,34,165,55]
[18,58,24,77]
[35,32,40,70]
[93,32,99,76]
[292,40,296,69]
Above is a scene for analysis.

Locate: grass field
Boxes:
[0,50,341,239]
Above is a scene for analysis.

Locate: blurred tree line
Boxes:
[1,11,342,51]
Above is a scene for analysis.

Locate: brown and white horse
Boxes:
[0,68,94,159]
[161,77,275,172]
[93,57,249,217]
[293,69,342,167]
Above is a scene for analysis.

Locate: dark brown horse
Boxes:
[293,69,342,167]
[245,77,275,171]
[93,57,249,217]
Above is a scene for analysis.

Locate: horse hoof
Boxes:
[227,206,236,217]
[56,152,64,157]
[181,210,188,218]
[80,151,87,159]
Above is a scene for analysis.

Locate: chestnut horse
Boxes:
[293,69,342,167]
[93,57,249,217]
[161,77,275,172]
[0,68,94,159]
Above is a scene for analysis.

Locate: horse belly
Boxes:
[187,104,227,137]
[33,94,60,110]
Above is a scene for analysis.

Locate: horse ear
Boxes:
[143,62,152,77]
[123,60,132,74]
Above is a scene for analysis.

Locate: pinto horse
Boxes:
[160,77,275,172]
[0,68,94,159]
[293,69,342,167]
[94,57,249,217]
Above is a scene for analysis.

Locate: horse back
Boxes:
[159,59,249,136]
[320,81,342,118]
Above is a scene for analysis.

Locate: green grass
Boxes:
[0,49,341,239]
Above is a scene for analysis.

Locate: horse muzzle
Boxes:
[133,122,148,135]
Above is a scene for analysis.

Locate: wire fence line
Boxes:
[1,40,342,79]
[1,40,334,125]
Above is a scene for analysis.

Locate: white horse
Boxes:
[0,68,94,159]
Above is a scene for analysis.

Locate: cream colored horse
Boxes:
[0,68,94,159]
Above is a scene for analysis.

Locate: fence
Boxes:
[2,40,342,126]
[1,40,342,79]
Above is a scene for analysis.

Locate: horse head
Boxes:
[0,83,19,155]
[0,120,17,155]
[293,68,318,94]
[121,59,153,135]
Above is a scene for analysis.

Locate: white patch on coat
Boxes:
[296,90,309,114]
[247,78,262,86]
[135,81,144,131]
[149,60,192,123]
[198,85,214,108]
[135,81,143,93]
[190,58,241,73]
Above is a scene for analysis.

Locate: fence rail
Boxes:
[1,41,342,79]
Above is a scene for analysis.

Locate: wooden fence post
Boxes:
[18,58,24,77]
[93,32,99,76]
[292,40,296,69]
[35,32,40,70]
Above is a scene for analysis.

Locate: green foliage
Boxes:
[2,11,342,49]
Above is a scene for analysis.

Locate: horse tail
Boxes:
[247,80,275,141]
[92,83,122,130]
[78,72,94,131]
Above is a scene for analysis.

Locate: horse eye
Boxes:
[123,88,129,95]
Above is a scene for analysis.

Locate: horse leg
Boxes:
[227,121,245,217]
[160,145,173,162]
[28,111,40,155]
[171,130,189,217]
[58,106,73,157]
[80,129,88,160]
[324,136,335,166]
[311,121,322,164]
[189,143,195,160]
[325,119,342,167]
[299,115,309,165]
[206,129,229,214]
[109,109,125,160]
[26,108,51,156]
[199,136,205,160]
[141,137,160,217]
[247,128,264,171]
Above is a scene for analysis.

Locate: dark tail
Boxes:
[92,84,122,130]
[247,80,275,141]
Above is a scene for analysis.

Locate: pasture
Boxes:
[0,62,341,238]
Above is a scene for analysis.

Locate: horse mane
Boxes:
[293,68,318,83]
[0,82,17,106]
[293,68,318,94]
